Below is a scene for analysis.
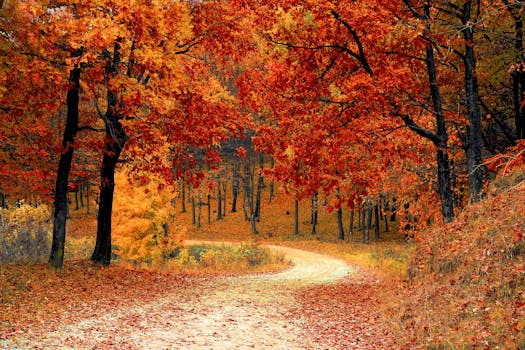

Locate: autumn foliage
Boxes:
[396,169,525,348]
[1,0,525,348]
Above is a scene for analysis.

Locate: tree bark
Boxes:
[91,41,128,266]
[181,180,187,213]
[311,192,318,235]
[207,194,211,224]
[374,203,380,240]
[348,209,354,241]
[216,177,222,220]
[49,66,81,269]
[91,122,125,265]
[365,205,372,244]
[401,1,455,222]
[506,1,525,139]
[222,181,227,217]
[254,154,264,222]
[231,162,239,212]
[86,181,90,214]
[462,1,484,203]
[337,206,344,241]
[197,192,202,228]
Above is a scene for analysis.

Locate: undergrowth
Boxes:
[0,204,51,264]
[161,242,287,273]
[394,170,525,349]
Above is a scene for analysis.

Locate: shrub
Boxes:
[0,204,51,264]
[168,242,286,272]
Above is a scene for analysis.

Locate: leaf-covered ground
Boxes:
[1,246,400,349]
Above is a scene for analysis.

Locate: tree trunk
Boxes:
[191,194,196,225]
[508,4,525,139]
[349,209,354,241]
[49,66,80,269]
[0,192,6,208]
[222,181,227,217]
[384,206,389,232]
[79,182,84,208]
[337,206,344,241]
[86,181,90,214]
[311,192,318,235]
[216,177,222,220]
[462,1,484,203]
[244,161,257,234]
[197,192,202,228]
[91,41,128,266]
[181,180,187,213]
[374,203,380,240]
[400,1,455,222]
[254,154,264,222]
[360,205,366,244]
[170,197,176,223]
[91,128,124,266]
[74,189,79,210]
[336,188,344,241]
[207,194,211,224]
[231,162,239,212]
[365,205,372,244]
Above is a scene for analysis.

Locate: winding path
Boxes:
[6,245,354,349]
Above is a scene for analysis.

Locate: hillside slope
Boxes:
[398,172,525,349]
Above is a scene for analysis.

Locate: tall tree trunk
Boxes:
[462,1,484,203]
[79,182,84,208]
[217,176,222,220]
[74,189,79,210]
[86,181,90,214]
[191,194,196,225]
[49,66,81,269]
[311,192,318,235]
[91,123,125,265]
[506,0,525,139]
[254,154,264,222]
[402,1,455,222]
[360,205,366,244]
[91,41,128,266]
[243,161,257,234]
[335,188,344,241]
[207,194,211,224]
[348,209,354,241]
[374,203,380,240]
[337,206,344,241]
[383,205,389,232]
[197,192,202,228]
[181,180,187,213]
[222,181,227,217]
[364,205,372,244]
[231,162,239,212]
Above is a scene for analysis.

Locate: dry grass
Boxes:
[394,169,525,349]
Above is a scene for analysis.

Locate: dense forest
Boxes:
[1,1,525,349]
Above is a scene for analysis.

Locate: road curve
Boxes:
[6,243,354,350]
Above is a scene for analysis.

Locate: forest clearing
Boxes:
[1,0,525,349]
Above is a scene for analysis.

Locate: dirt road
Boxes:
[5,246,354,349]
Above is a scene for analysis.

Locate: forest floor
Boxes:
[1,245,399,349]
